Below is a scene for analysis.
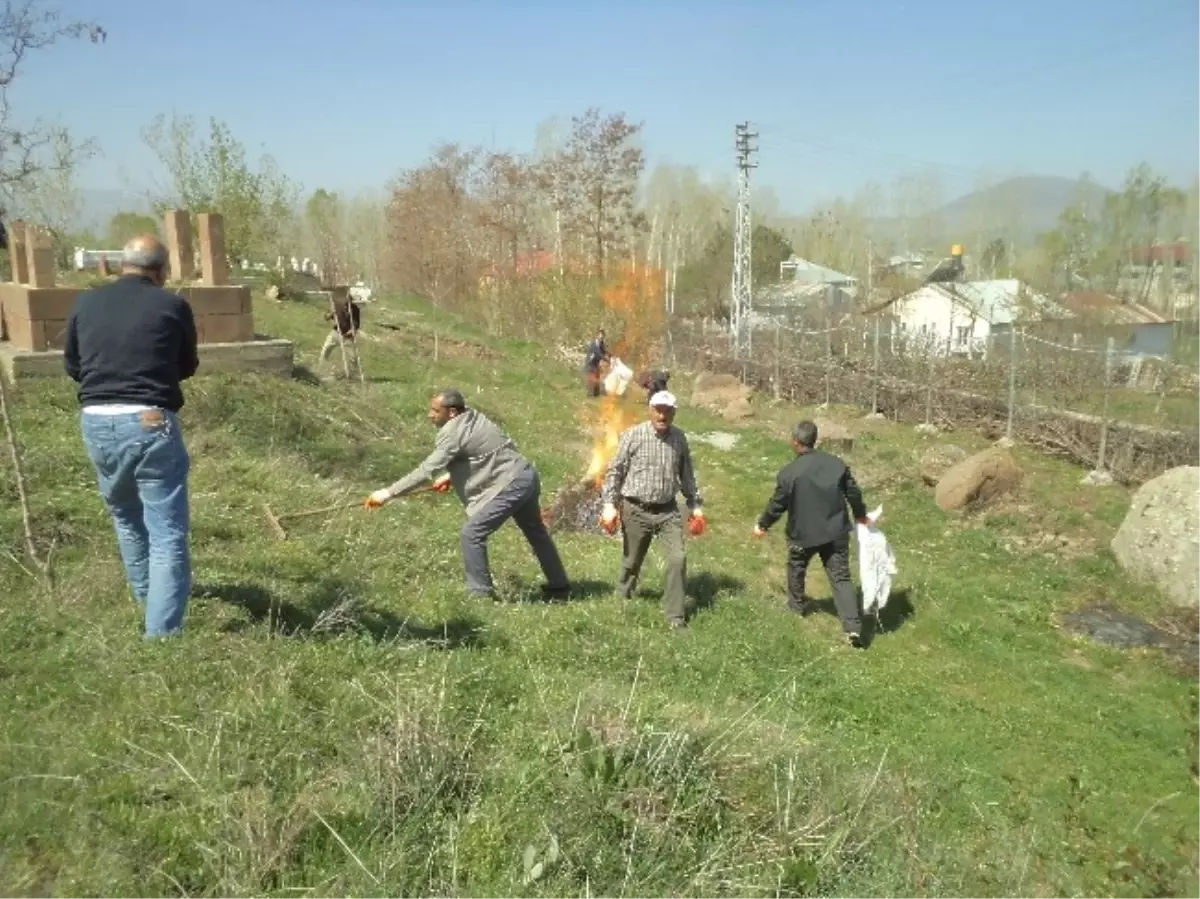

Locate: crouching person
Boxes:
[365,388,572,600]
[753,420,871,648]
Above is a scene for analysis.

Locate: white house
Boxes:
[887,279,1067,358]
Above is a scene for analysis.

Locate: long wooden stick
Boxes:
[328,291,352,381]
[0,371,49,578]
[277,501,362,520]
[262,502,288,540]
[265,483,440,539]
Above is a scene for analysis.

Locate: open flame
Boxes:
[581,263,666,487]
[584,394,641,486]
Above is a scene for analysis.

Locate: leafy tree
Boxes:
[143,113,298,265]
[979,237,1008,278]
[676,223,793,317]
[1037,165,1188,304]
[107,211,159,246]
[305,188,342,282]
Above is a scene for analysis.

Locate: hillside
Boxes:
[869,175,1112,246]
[1,292,1196,897]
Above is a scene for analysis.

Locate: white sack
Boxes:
[604,358,634,396]
[856,505,897,616]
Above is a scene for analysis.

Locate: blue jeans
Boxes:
[80,409,192,638]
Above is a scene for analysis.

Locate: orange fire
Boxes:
[601,262,665,365]
[584,394,641,486]
[579,263,666,487]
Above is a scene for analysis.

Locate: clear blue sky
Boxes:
[21,0,1200,212]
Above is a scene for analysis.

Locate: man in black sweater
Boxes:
[753,420,870,647]
[64,235,199,639]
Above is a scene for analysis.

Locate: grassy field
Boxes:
[1,291,1196,897]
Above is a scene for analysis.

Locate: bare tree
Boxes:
[559,108,645,276]
[386,144,480,307]
[8,129,88,266]
[474,151,537,274]
[0,1,105,204]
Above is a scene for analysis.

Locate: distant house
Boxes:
[752,281,857,328]
[881,279,1066,358]
[1037,291,1177,358]
[1118,241,1195,314]
[779,255,859,295]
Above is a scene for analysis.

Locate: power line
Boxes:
[731,122,758,359]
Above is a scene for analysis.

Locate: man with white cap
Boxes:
[600,390,705,631]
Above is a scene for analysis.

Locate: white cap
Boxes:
[649,390,677,408]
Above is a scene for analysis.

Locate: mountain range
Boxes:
[72,175,1108,249]
[865,175,1111,248]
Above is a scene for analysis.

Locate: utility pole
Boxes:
[731,121,758,359]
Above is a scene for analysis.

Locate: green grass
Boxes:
[1,292,1196,897]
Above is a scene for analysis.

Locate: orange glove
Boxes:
[600,503,619,535]
[432,474,452,493]
[364,488,391,510]
[687,510,707,536]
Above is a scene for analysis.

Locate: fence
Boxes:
[667,318,1200,485]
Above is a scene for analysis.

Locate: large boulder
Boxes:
[722,396,754,421]
[935,447,1023,511]
[692,373,752,412]
[814,418,854,453]
[1111,466,1200,608]
[921,445,969,487]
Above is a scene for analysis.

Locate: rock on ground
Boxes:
[695,431,740,451]
[813,418,854,452]
[722,396,754,421]
[692,373,751,411]
[1111,466,1200,608]
[920,445,969,486]
[935,447,1023,511]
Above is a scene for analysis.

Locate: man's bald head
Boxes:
[122,235,168,283]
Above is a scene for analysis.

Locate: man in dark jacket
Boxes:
[319,288,363,371]
[753,420,870,647]
[64,234,199,639]
[582,328,609,397]
[636,368,670,399]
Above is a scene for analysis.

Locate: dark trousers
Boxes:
[584,370,602,397]
[460,464,570,596]
[787,534,861,634]
[619,499,686,623]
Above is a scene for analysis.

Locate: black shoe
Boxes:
[847,631,865,649]
[541,583,572,602]
[669,619,689,632]
[787,596,815,617]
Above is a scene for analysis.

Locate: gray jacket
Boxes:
[385,408,529,517]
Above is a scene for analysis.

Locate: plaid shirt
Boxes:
[602,421,702,511]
